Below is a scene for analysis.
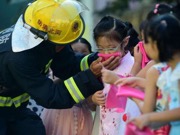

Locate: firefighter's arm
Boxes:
[51,45,86,80]
[51,45,100,80]
[63,69,103,104]
[8,57,103,109]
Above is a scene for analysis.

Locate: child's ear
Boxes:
[122,36,130,47]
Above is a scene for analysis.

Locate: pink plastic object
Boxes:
[116,86,145,100]
[105,85,127,113]
[125,122,154,135]
[98,52,121,61]
[153,125,170,135]
[138,41,150,68]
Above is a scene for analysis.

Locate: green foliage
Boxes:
[156,0,175,3]
[96,0,129,16]
[95,0,175,17]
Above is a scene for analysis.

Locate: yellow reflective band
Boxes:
[64,79,79,103]
[80,54,90,71]
[0,96,12,107]
[0,93,30,108]
[12,93,30,108]
[45,59,53,73]
[69,77,85,100]
[64,77,85,103]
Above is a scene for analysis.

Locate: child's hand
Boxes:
[114,77,138,87]
[102,56,120,70]
[101,68,119,84]
[130,114,151,130]
[92,91,106,106]
[134,44,142,64]
[114,77,145,88]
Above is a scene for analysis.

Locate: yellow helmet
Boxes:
[23,0,88,45]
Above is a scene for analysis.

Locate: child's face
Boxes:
[71,42,90,55]
[144,37,159,62]
[96,36,124,56]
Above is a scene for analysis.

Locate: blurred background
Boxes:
[0,0,176,50]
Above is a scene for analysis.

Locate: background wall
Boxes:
[0,0,32,30]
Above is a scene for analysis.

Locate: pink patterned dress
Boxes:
[98,52,141,135]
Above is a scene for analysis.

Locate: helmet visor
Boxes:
[55,0,89,19]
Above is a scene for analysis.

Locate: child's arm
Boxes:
[136,60,156,78]
[141,66,159,113]
[85,95,97,111]
[149,108,180,123]
[115,77,146,89]
[132,66,158,113]
[101,68,120,84]
[132,98,144,111]
[131,108,180,130]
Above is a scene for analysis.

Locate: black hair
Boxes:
[76,38,92,53]
[124,21,140,55]
[172,1,180,20]
[146,3,173,21]
[93,16,128,43]
[139,20,148,32]
[144,14,180,62]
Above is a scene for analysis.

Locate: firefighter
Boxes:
[0,0,120,135]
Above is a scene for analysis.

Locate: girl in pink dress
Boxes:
[91,16,141,135]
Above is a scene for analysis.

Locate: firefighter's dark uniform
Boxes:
[0,26,103,135]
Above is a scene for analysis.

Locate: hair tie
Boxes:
[155,4,160,9]
[154,3,160,14]
[154,9,158,14]
[112,18,116,30]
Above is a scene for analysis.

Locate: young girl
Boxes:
[91,16,141,135]
[129,3,173,77]
[130,14,180,135]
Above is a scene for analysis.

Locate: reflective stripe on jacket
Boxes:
[0,93,30,107]
[80,54,90,71]
[64,77,85,103]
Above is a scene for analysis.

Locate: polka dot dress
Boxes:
[27,98,44,116]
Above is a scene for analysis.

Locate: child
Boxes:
[41,38,95,135]
[91,16,141,135]
[131,14,180,135]
[71,38,92,55]
[130,3,173,77]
